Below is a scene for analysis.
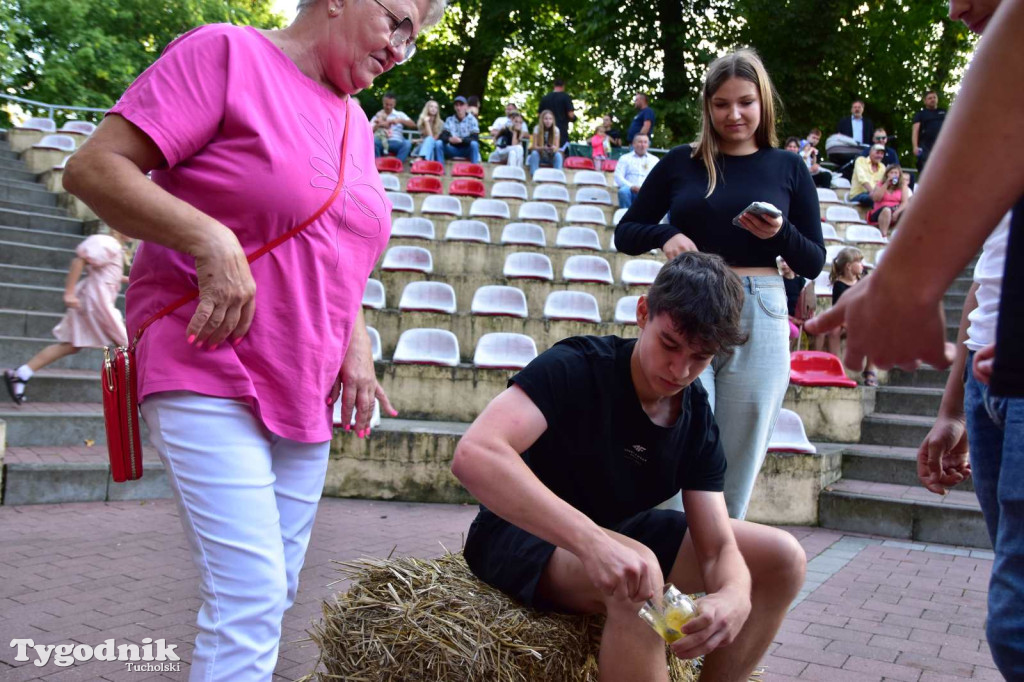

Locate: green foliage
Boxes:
[0,0,284,121]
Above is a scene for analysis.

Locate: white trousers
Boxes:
[141,391,330,682]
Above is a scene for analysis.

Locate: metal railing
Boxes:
[0,93,106,123]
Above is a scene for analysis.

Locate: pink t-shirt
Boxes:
[110,24,391,442]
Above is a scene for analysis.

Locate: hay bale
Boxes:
[306,552,704,682]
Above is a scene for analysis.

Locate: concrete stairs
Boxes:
[818,269,991,548]
[0,133,168,505]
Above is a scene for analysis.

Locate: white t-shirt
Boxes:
[375,110,410,139]
[490,115,529,134]
[966,212,1011,351]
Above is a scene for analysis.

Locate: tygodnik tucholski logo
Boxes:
[10,637,181,672]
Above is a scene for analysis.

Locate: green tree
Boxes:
[1,0,284,121]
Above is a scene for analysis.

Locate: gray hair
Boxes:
[297,0,448,27]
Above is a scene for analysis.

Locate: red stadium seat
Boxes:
[375,157,404,173]
[451,162,485,179]
[448,178,486,198]
[602,159,618,173]
[564,156,596,171]
[789,351,858,388]
[406,176,443,194]
[411,159,444,176]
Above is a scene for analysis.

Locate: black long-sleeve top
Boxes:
[615,146,826,278]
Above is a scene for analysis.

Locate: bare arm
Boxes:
[640,120,652,136]
[62,257,85,308]
[64,114,255,347]
[869,182,885,203]
[911,121,920,153]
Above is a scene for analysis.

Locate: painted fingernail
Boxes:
[195,340,204,349]
[233,337,244,347]
[210,343,219,351]
[187,334,197,344]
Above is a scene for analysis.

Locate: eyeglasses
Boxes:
[369,0,417,63]
[874,136,887,141]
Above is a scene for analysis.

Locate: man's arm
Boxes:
[640,112,652,136]
[451,385,658,599]
[613,155,630,188]
[805,0,1024,370]
[670,490,752,657]
[911,121,921,155]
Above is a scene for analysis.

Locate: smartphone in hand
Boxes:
[733,201,782,228]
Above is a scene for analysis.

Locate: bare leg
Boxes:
[537,531,670,682]
[877,207,893,238]
[26,343,80,372]
[668,521,806,682]
[825,327,842,357]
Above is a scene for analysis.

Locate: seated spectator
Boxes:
[828,247,877,386]
[612,133,657,208]
[590,124,611,164]
[440,96,481,164]
[491,111,526,168]
[848,144,887,206]
[784,136,800,153]
[858,127,899,165]
[799,127,822,151]
[777,256,808,347]
[372,93,415,162]
[796,129,834,188]
[416,99,444,162]
[488,103,529,164]
[466,95,481,119]
[868,163,909,238]
[527,109,563,176]
[901,171,915,197]
[602,114,622,147]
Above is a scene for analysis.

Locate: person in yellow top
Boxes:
[848,144,887,206]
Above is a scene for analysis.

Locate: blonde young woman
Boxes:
[527,109,563,176]
[615,48,825,519]
[416,98,444,162]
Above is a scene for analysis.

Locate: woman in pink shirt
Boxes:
[63,1,447,679]
[868,163,909,237]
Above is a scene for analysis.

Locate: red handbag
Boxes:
[103,102,352,482]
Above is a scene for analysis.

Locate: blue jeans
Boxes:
[527,150,563,176]
[418,136,444,163]
[964,353,1024,677]
[443,141,481,164]
[374,136,411,162]
[618,185,635,209]
[849,191,873,207]
[657,276,790,519]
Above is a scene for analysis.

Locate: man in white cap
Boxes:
[848,144,887,207]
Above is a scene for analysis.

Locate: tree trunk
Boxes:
[656,0,696,141]
[455,0,516,104]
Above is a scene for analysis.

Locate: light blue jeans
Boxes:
[417,136,445,163]
[527,150,563,176]
[658,276,791,519]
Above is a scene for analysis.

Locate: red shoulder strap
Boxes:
[131,99,352,349]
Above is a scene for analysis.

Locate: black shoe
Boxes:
[4,370,28,405]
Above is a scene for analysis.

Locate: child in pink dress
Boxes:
[590,125,611,165]
[5,233,128,404]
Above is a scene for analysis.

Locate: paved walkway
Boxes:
[0,499,1000,681]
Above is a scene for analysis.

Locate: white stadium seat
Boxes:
[500,222,547,247]
[362,278,386,309]
[393,328,460,367]
[59,121,97,136]
[381,245,433,273]
[53,155,71,171]
[33,134,76,152]
[421,195,463,217]
[572,170,608,187]
[846,224,888,244]
[491,181,528,201]
[562,254,613,284]
[333,398,382,429]
[875,247,887,265]
[445,220,491,243]
[575,187,613,206]
[614,296,640,325]
[816,188,839,203]
[469,199,511,220]
[19,117,56,132]
[768,408,816,454]
[386,191,415,214]
[607,232,617,252]
[830,177,851,190]
[613,208,628,225]
[533,168,567,185]
[473,333,538,370]
[565,204,608,227]
[380,174,401,191]
[471,285,529,318]
[518,201,559,223]
[555,226,602,251]
[367,326,383,361]
[543,290,602,323]
[825,244,845,263]
[398,281,457,314]
[532,184,571,203]
[814,271,833,297]
[492,166,527,182]
[620,259,663,286]
[820,223,842,243]
[504,252,554,281]
[391,217,435,240]
[825,205,865,224]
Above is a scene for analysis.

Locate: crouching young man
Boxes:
[451,252,806,681]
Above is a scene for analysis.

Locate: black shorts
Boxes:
[463,507,688,611]
[868,205,894,223]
